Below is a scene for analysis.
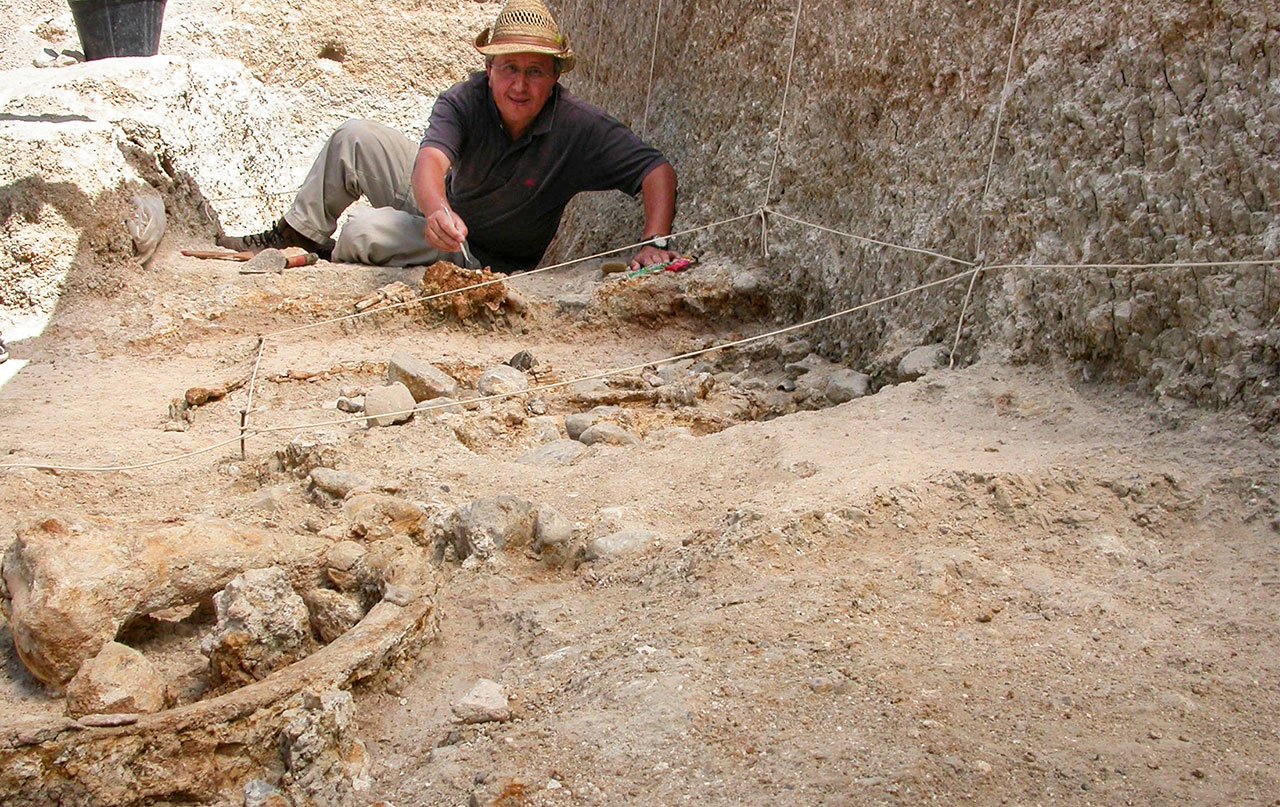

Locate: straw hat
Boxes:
[475,0,576,73]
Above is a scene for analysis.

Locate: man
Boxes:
[218,0,678,274]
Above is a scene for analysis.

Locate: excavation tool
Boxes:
[182,249,253,261]
[440,204,476,269]
[625,256,696,279]
[182,248,319,272]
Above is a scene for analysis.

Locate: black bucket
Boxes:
[69,0,167,61]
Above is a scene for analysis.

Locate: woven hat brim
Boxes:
[475,28,576,73]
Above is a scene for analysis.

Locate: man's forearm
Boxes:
[640,163,677,239]
[413,146,468,251]
[412,147,452,215]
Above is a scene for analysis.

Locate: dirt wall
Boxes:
[553,0,1279,425]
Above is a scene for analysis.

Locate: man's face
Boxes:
[487,53,558,136]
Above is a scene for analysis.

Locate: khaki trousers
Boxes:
[284,119,474,268]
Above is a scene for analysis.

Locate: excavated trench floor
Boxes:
[1,249,1279,805]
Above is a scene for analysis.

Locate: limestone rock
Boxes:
[507,350,537,371]
[452,679,512,724]
[343,493,432,545]
[387,351,458,402]
[304,588,367,644]
[578,422,641,446]
[244,780,291,807]
[277,432,342,478]
[534,505,578,566]
[250,484,293,512]
[517,439,588,467]
[363,383,416,427]
[0,516,326,687]
[64,642,168,719]
[336,396,365,414]
[565,405,621,440]
[526,414,565,443]
[898,345,948,380]
[280,690,371,805]
[203,567,315,688]
[585,529,657,561]
[326,541,366,573]
[824,368,871,403]
[477,364,530,396]
[309,467,367,501]
[446,496,537,560]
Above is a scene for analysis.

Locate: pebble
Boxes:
[309,467,366,500]
[250,485,292,512]
[517,439,589,466]
[452,679,512,724]
[336,395,365,413]
[388,351,458,402]
[824,369,871,403]
[898,344,948,380]
[578,423,640,446]
[382,585,414,606]
[535,504,576,548]
[477,364,530,396]
[584,529,656,561]
[565,405,621,440]
[363,383,416,427]
[326,541,366,572]
[507,350,538,371]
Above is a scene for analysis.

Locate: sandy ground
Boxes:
[2,0,1280,804]
[2,246,1279,805]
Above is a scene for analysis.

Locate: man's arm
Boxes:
[412,146,468,252]
[628,162,678,271]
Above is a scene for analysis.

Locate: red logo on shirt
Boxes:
[524,178,536,189]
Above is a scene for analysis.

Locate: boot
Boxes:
[216,219,330,259]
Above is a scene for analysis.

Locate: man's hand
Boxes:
[425,207,468,253]
[629,244,679,272]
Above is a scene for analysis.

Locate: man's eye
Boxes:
[528,69,546,79]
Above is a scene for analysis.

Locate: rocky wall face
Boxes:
[554,0,1279,424]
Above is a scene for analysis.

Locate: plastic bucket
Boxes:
[69,0,167,60]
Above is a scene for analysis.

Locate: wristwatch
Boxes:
[647,235,672,250]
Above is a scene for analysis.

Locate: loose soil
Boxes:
[2,0,1279,804]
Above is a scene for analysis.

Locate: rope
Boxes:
[763,0,804,209]
[5,254,1275,474]
[0,434,250,474]
[766,209,977,267]
[241,335,268,457]
[639,0,664,139]
[951,0,1025,367]
[232,265,987,438]
[263,211,761,340]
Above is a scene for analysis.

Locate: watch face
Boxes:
[653,237,670,249]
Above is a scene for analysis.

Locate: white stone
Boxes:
[452,679,511,723]
[64,642,168,718]
[388,351,458,402]
[477,364,530,396]
[363,383,416,427]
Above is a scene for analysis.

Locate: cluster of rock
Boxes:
[0,515,405,715]
[335,335,950,471]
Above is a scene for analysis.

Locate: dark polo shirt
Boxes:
[420,71,668,273]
